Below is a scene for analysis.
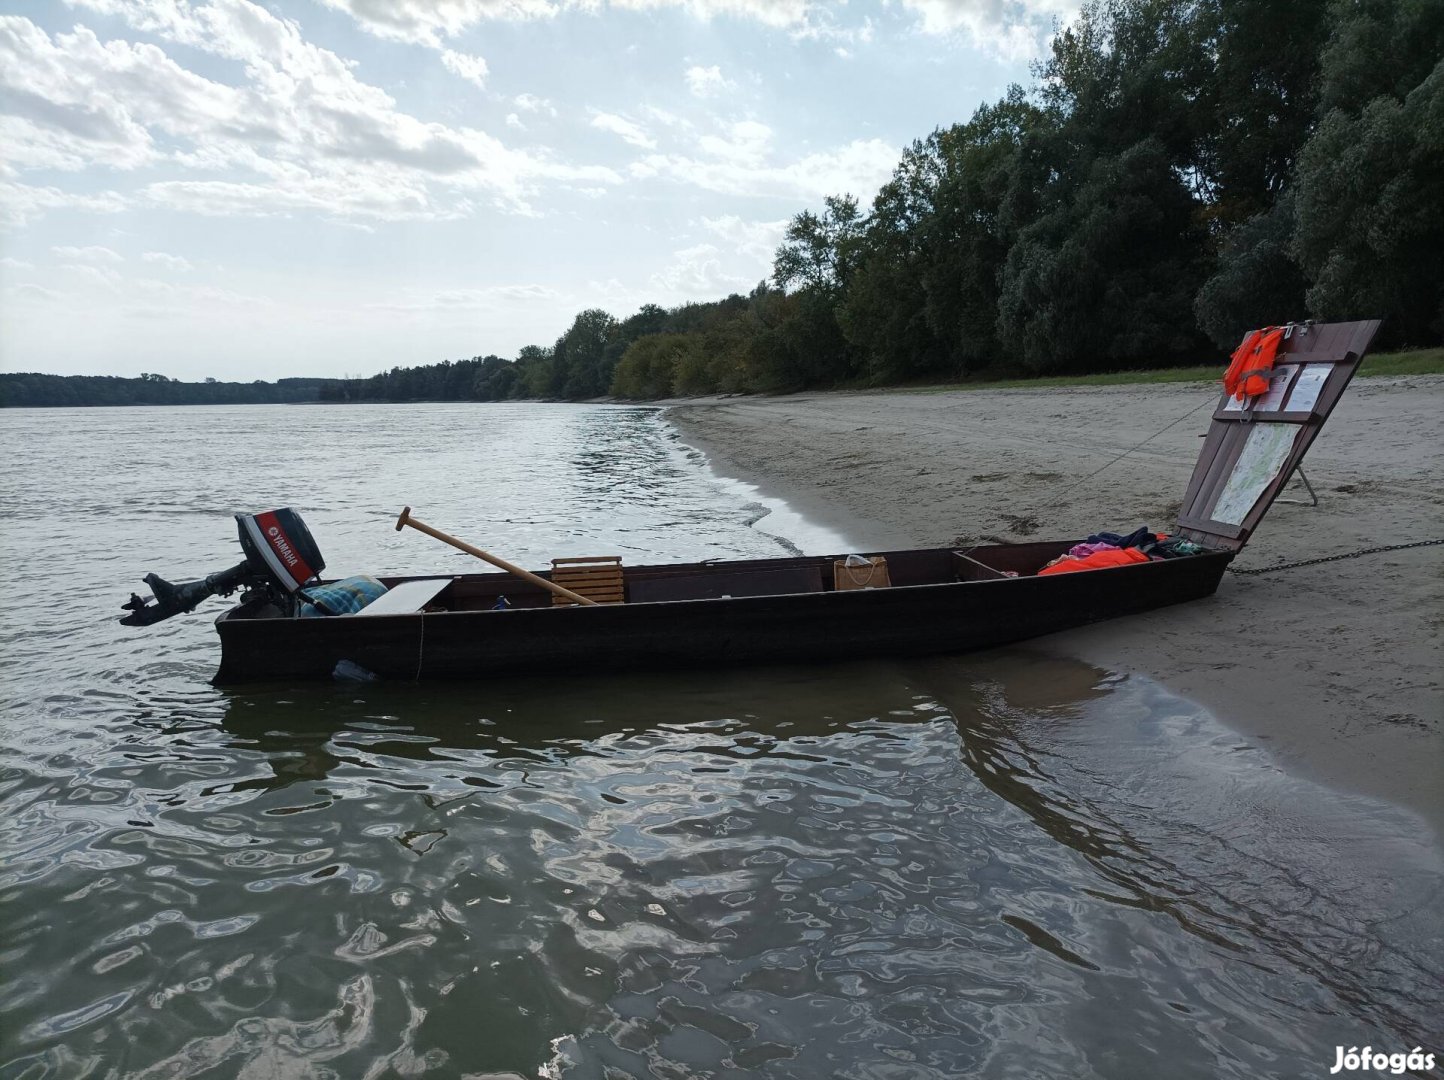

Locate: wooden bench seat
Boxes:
[551,556,625,606]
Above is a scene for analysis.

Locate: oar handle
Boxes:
[394,506,599,606]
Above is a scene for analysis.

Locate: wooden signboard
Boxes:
[1176,319,1381,551]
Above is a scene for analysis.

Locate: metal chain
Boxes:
[1226,538,1444,576]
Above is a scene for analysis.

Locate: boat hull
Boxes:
[213,547,1233,684]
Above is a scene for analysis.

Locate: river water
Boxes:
[0,403,1439,1078]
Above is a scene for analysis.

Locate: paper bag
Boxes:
[833,556,890,591]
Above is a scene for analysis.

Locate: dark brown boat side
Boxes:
[214,542,1233,683]
[204,318,1377,685]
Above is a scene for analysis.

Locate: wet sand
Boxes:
[668,376,1444,834]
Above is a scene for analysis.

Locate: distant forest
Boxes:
[0,372,341,408]
[4,0,1439,409]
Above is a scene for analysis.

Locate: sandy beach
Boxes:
[669,375,1444,833]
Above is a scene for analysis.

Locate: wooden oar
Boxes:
[395,507,598,606]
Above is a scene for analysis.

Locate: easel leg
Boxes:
[1277,466,1320,507]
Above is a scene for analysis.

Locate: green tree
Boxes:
[1291,0,1444,344]
[997,138,1209,371]
[1196,0,1331,224]
[553,309,618,398]
[514,345,555,398]
[1316,0,1444,113]
[924,92,1043,372]
[839,133,949,383]
[611,334,692,399]
[471,355,514,400]
[773,195,865,295]
[1193,195,1309,347]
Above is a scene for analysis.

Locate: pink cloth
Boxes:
[1068,541,1121,558]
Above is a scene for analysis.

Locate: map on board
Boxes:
[1212,423,1297,525]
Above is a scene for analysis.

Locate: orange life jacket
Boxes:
[1038,547,1150,576]
[1223,326,1285,401]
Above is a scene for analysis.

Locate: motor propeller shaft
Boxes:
[119,561,252,627]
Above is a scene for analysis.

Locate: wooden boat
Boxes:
[214,540,1237,683]
[121,321,1380,684]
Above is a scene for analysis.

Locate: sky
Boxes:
[0,0,1071,381]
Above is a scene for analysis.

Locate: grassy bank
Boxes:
[886,346,1444,395]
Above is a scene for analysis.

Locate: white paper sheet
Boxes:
[1286,364,1330,413]
[1254,364,1297,412]
[1212,423,1297,525]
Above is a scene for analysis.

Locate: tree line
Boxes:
[5,0,1438,409]
[343,0,1444,403]
[0,372,339,408]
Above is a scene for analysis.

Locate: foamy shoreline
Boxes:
[667,376,1444,835]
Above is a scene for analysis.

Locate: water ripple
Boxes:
[1,407,1439,1078]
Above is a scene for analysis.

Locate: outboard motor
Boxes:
[120,508,325,626]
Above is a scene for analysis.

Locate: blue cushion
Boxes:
[298,575,388,617]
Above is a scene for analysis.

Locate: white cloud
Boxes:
[141,250,194,271]
[0,180,127,228]
[51,244,124,263]
[318,0,1069,53]
[10,6,621,222]
[610,0,811,28]
[66,0,1060,75]
[6,282,70,304]
[491,283,561,301]
[697,118,772,165]
[0,18,224,173]
[505,112,524,128]
[311,0,811,47]
[700,214,786,262]
[0,111,148,173]
[630,134,897,201]
[684,64,735,97]
[373,282,563,314]
[787,8,873,46]
[899,0,1074,60]
[9,253,269,313]
[641,105,692,130]
[57,260,123,292]
[132,278,270,308]
[648,241,749,296]
[0,256,36,271]
[314,0,558,47]
[319,0,1063,62]
[590,112,656,150]
[440,49,489,88]
[142,178,443,220]
[513,93,557,116]
[577,275,645,311]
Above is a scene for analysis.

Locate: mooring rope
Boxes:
[1030,393,1219,518]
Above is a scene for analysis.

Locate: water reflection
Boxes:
[919,657,1442,1054]
[6,657,1437,1079]
[2,405,1439,1078]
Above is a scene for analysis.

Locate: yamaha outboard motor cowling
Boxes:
[235,509,325,594]
[120,508,325,626]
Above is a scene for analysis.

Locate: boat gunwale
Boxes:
[215,543,1235,626]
